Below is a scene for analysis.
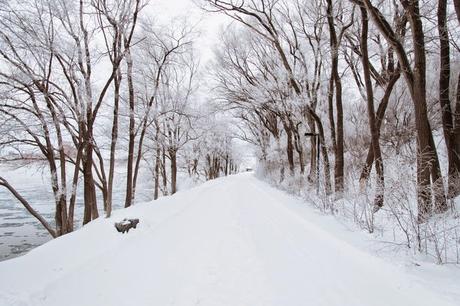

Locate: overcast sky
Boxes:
[150,0,231,64]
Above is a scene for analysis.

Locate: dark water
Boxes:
[0,179,153,261]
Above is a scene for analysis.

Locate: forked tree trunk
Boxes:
[408,0,447,218]
[360,71,400,183]
[362,0,446,221]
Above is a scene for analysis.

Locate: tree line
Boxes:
[0,0,239,238]
[204,0,460,223]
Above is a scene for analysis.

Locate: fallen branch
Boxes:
[0,176,56,238]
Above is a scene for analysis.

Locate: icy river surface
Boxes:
[0,165,152,261]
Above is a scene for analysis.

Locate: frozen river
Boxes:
[0,186,54,261]
[0,165,153,261]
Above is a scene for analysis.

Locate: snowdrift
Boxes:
[0,173,458,306]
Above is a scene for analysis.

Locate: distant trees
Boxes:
[210,1,333,193]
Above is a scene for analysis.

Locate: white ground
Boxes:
[0,173,458,306]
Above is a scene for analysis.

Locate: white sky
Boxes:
[149,0,230,64]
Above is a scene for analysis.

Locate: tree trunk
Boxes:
[297,148,305,175]
[170,149,177,194]
[452,0,460,197]
[225,154,229,176]
[360,71,400,183]
[68,144,83,231]
[292,127,305,175]
[327,76,337,154]
[285,126,295,175]
[439,0,460,198]
[124,49,135,208]
[82,132,98,224]
[326,0,344,194]
[408,0,447,218]
[360,7,384,210]
[310,115,332,195]
[79,0,98,224]
[162,148,168,195]
[363,0,446,221]
[154,129,160,200]
[307,117,317,181]
[107,68,121,217]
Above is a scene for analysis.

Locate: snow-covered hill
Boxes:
[0,173,458,306]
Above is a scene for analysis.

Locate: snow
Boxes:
[0,162,154,260]
[0,173,458,306]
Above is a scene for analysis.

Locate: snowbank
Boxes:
[0,173,458,306]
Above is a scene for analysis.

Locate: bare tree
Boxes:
[351,0,446,220]
[92,0,144,216]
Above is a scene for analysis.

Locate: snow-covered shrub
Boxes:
[255,136,460,264]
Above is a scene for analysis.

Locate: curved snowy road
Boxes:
[0,173,457,306]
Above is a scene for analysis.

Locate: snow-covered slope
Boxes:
[0,173,458,306]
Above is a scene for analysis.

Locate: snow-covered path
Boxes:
[0,173,457,306]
